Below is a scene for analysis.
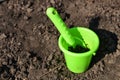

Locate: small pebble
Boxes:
[8,5,13,9]
[17,42,21,46]
[47,54,53,61]
[2,61,7,65]
[21,66,26,72]
[45,36,49,41]
[53,49,56,52]
[37,8,43,12]
[23,78,28,80]
[29,64,35,70]
[50,0,55,4]
[117,44,120,50]
[29,36,35,41]
[18,60,23,65]
[10,66,16,75]
[0,33,6,40]
[25,1,32,8]
[27,8,33,13]
[108,59,115,64]
[24,16,29,20]
[33,57,37,62]
[115,50,120,57]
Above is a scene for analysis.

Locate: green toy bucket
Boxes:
[58,27,99,73]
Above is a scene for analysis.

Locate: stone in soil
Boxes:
[0,33,6,40]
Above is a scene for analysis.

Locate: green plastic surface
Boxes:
[46,7,76,47]
[46,7,100,73]
[59,27,99,73]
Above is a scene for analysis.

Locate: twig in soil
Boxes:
[39,63,64,78]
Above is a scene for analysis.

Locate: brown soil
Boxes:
[0,0,120,80]
[68,45,90,53]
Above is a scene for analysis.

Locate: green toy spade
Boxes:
[46,7,87,48]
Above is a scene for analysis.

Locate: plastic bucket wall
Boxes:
[58,27,99,73]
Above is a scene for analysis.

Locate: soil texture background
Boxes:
[0,0,120,80]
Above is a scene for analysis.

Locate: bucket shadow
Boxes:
[89,16,118,68]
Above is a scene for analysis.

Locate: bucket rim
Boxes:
[58,27,100,57]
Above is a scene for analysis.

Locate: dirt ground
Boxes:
[0,0,120,80]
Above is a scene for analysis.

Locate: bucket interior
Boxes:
[59,27,99,54]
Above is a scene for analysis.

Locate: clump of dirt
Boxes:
[68,45,90,53]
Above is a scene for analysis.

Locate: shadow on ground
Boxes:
[89,16,118,68]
